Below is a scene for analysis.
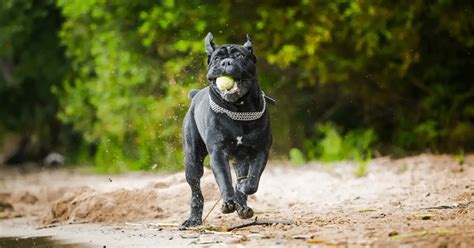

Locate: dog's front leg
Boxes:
[237,151,268,195]
[209,147,236,214]
[233,158,254,219]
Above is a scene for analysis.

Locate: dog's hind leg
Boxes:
[233,157,254,219]
[180,113,208,228]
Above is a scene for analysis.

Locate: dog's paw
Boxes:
[237,205,254,219]
[221,201,236,214]
[236,180,258,195]
[179,218,202,229]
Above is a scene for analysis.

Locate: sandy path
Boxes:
[0,154,473,247]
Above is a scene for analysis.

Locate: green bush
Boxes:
[300,123,376,175]
[304,123,376,162]
[289,148,306,165]
[59,81,196,172]
[54,0,205,172]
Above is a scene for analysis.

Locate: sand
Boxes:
[0,154,473,247]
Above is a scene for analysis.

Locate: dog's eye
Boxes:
[213,56,220,61]
[237,54,245,59]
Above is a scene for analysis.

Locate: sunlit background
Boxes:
[0,0,472,172]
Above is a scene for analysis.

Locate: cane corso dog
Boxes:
[180,33,273,228]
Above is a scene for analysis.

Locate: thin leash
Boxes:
[202,197,221,223]
[202,177,247,224]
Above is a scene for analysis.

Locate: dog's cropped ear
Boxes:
[244,34,256,62]
[205,32,216,56]
[243,34,253,53]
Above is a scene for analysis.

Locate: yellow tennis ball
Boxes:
[216,76,235,91]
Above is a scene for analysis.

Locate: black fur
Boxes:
[180,33,272,228]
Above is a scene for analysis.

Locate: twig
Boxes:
[36,223,60,230]
[36,221,89,230]
[145,222,180,228]
[190,240,222,245]
[202,230,234,235]
[423,206,455,210]
[227,217,293,231]
[203,197,221,224]
[421,201,472,210]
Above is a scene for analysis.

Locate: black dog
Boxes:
[180,33,272,228]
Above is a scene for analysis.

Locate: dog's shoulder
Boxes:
[188,87,209,101]
[188,89,200,99]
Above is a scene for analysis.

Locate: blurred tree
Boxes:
[55,0,204,171]
[55,0,473,170]
[0,0,74,163]
[2,0,472,169]
[247,0,474,154]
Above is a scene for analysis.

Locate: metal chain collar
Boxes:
[209,92,266,121]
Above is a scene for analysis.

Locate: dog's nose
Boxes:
[220,58,234,67]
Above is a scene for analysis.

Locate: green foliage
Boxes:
[289,148,306,165]
[0,1,63,133]
[354,150,371,178]
[455,149,465,166]
[310,124,343,162]
[54,0,212,171]
[259,0,474,154]
[1,1,472,170]
[305,123,376,162]
[303,123,376,175]
[0,0,83,159]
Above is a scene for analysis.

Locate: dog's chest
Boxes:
[198,114,269,152]
[222,122,267,150]
[229,132,249,148]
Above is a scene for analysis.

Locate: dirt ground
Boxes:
[1,154,473,247]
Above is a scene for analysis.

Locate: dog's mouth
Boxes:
[210,76,241,96]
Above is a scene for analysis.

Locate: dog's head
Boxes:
[205,32,257,103]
